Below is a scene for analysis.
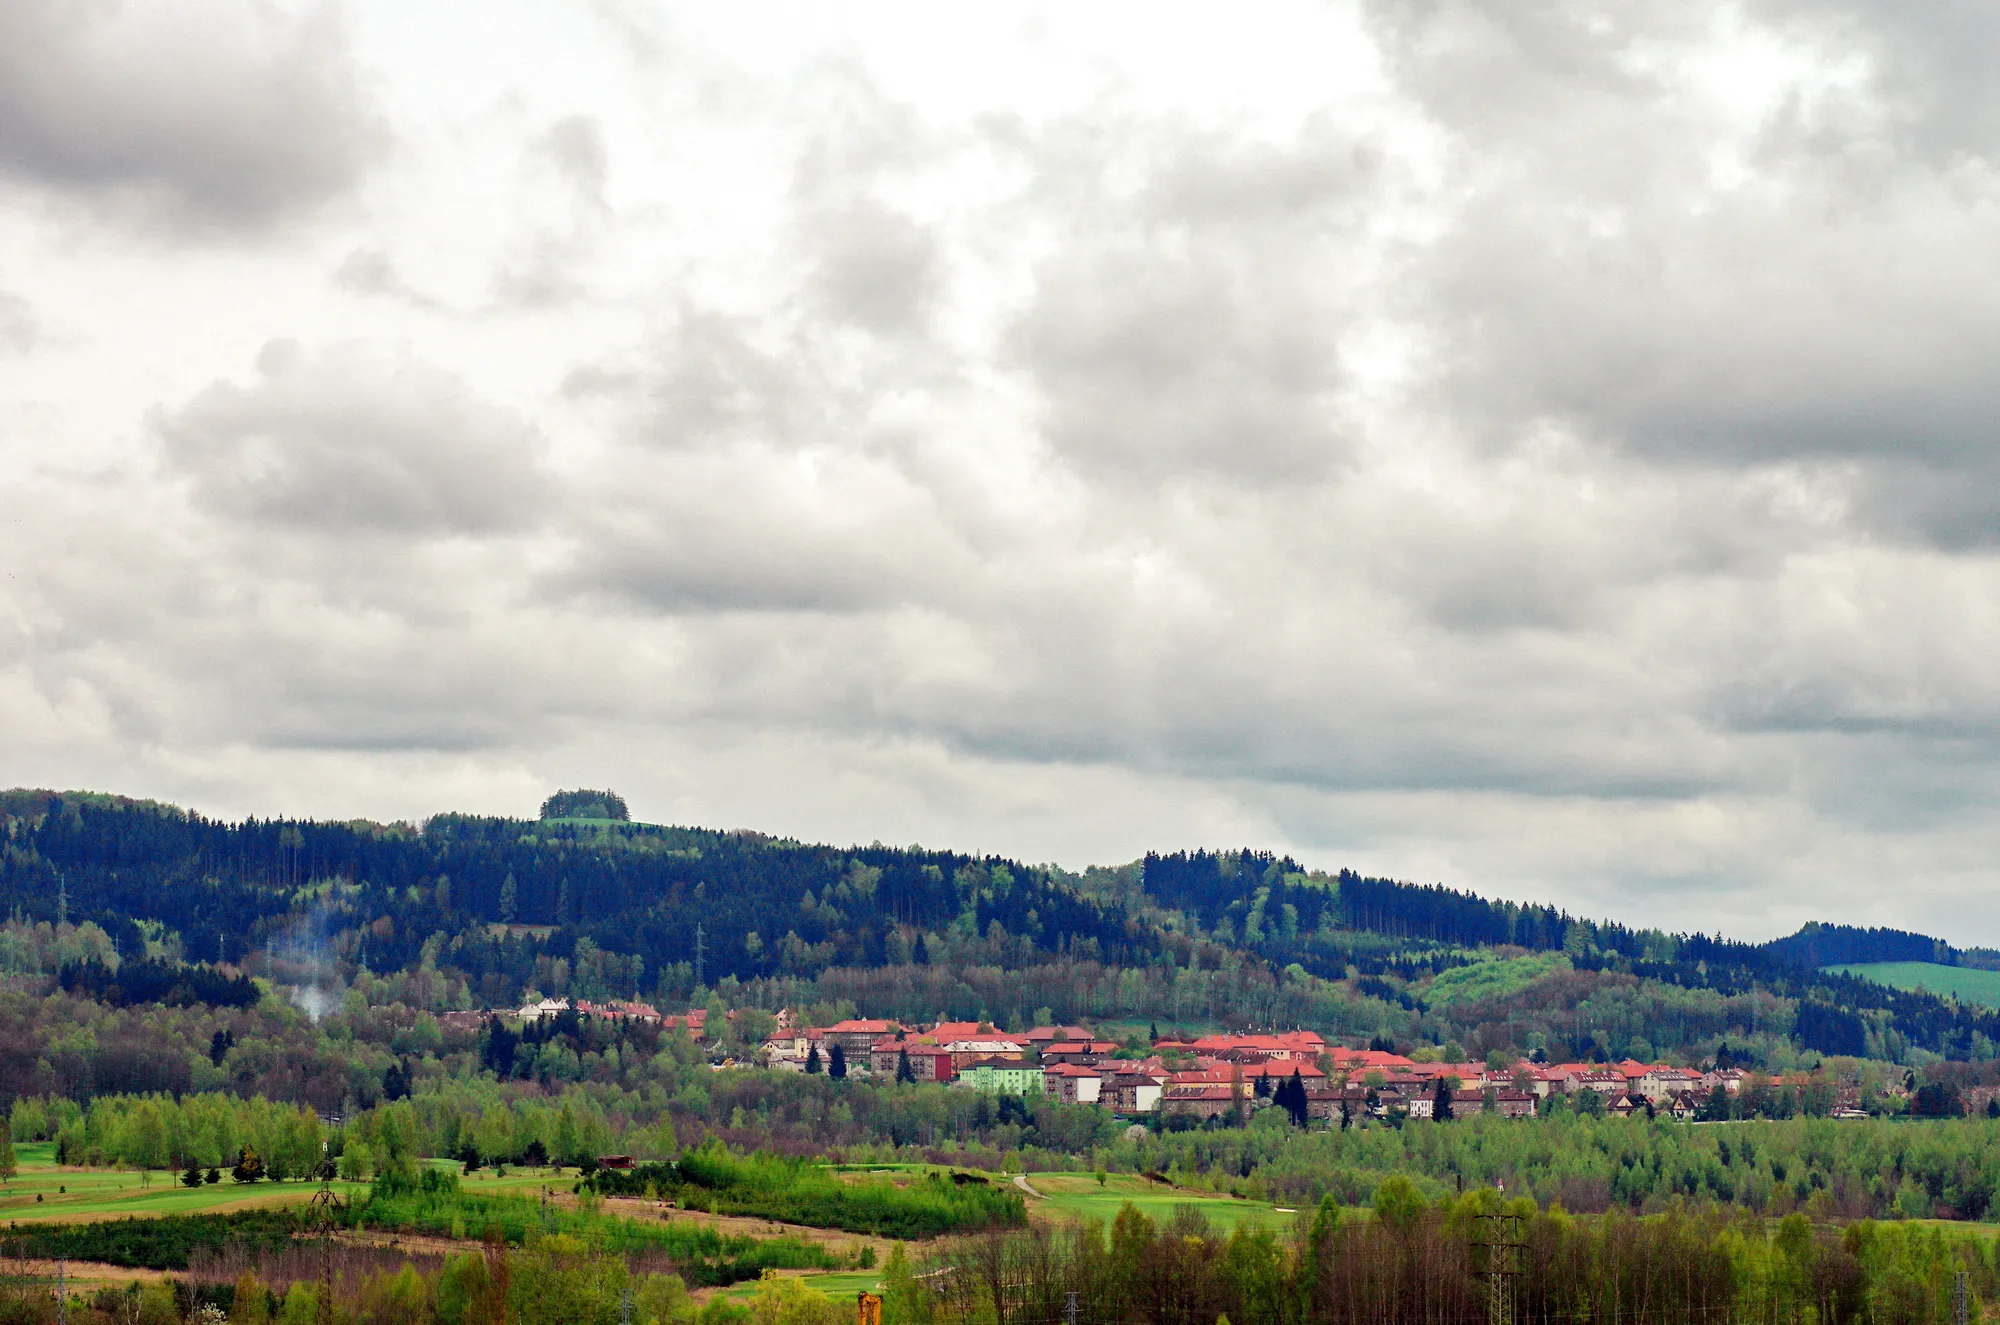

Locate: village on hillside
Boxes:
[501,996,1803,1124]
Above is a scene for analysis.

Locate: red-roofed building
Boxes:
[1025,1026,1093,1045]
[1103,1072,1166,1114]
[871,1038,918,1077]
[943,1038,1026,1069]
[1274,1030,1328,1060]
[1176,1062,1325,1086]
[1639,1067,1701,1101]
[1161,1085,1244,1120]
[762,1027,822,1070]
[916,1021,993,1044]
[574,999,663,1023]
[1331,1048,1417,1070]
[825,1019,904,1060]
[1248,1061,1325,1082]
[1305,1085,1364,1121]
[1044,1062,1104,1104]
[1040,1041,1122,1064]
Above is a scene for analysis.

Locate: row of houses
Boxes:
[496,1002,1760,1123]
[513,997,710,1033]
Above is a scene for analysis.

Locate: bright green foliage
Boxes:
[880,1243,932,1325]
[594,1143,1027,1238]
[232,1270,272,1325]
[509,1233,630,1325]
[355,1264,432,1322]
[1370,1174,1426,1232]
[277,1283,317,1325]
[435,1250,493,1325]
[1423,952,1571,1008]
[338,1141,371,1181]
[10,1097,49,1141]
[634,1272,694,1325]
[746,1271,845,1325]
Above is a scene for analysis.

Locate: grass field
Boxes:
[0,1143,370,1224]
[1824,962,2000,1007]
[820,1165,1288,1233]
[0,1143,577,1225]
[1016,1172,1291,1233]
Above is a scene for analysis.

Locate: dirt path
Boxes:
[1013,1175,1044,1199]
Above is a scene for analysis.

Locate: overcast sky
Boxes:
[8,2,2000,942]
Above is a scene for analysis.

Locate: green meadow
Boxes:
[1016,1172,1291,1232]
[0,1142,582,1226]
[0,1142,366,1224]
[1825,962,2000,1008]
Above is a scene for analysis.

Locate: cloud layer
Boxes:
[6,2,2000,941]
[0,1,382,231]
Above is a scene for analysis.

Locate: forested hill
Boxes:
[1762,922,1954,969]
[0,790,1140,990]
[3,788,1999,1064]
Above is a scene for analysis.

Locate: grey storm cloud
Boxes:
[0,0,384,231]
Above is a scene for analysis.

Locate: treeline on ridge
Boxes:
[9,791,2000,1064]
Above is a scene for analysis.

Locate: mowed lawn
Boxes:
[1018,1172,1292,1233]
[1825,962,2000,1008]
[0,1144,576,1225]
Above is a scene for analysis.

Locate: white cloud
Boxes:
[8,2,2000,943]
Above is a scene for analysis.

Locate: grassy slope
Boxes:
[1823,962,2000,1008]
